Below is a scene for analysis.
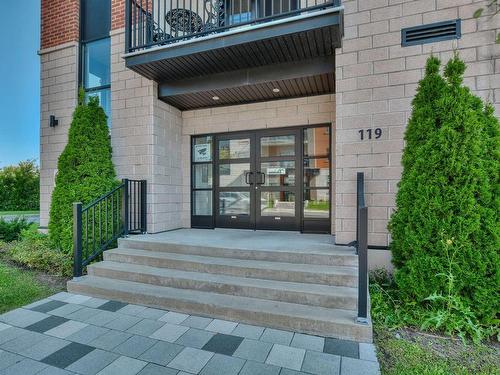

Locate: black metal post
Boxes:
[122,179,129,237]
[355,172,364,254]
[141,180,147,233]
[73,202,83,278]
[357,205,369,324]
[125,0,131,52]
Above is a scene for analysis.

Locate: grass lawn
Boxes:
[0,260,63,314]
[0,211,40,216]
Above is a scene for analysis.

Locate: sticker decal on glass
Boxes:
[194,144,211,162]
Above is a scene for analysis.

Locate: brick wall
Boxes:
[335,0,500,246]
[41,0,79,49]
[111,0,125,30]
[181,95,337,232]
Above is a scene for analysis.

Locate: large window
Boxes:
[191,136,214,227]
[80,0,111,125]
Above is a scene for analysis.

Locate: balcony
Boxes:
[124,0,343,109]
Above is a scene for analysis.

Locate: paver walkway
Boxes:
[0,292,380,375]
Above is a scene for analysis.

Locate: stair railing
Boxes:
[73,179,147,278]
[356,172,369,324]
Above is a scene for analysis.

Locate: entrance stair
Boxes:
[67,229,372,342]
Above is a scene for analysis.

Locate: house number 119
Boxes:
[359,128,382,140]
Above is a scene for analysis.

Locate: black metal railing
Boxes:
[73,179,147,277]
[355,172,369,324]
[125,0,341,52]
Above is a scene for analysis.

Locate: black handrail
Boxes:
[356,172,369,324]
[126,0,342,53]
[73,179,147,277]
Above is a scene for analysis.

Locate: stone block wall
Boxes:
[39,42,79,228]
[335,0,500,246]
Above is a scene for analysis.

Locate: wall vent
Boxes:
[402,19,461,47]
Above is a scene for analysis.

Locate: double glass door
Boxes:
[215,129,300,230]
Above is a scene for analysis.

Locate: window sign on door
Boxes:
[194,144,211,162]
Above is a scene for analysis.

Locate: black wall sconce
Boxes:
[49,115,59,127]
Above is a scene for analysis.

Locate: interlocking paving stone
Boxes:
[239,360,281,375]
[137,363,179,375]
[202,333,243,356]
[89,330,132,351]
[205,319,238,334]
[290,333,325,352]
[113,335,158,358]
[45,320,88,338]
[231,323,265,340]
[81,298,109,309]
[49,303,85,318]
[37,365,75,375]
[139,341,183,366]
[0,357,48,375]
[301,351,340,375]
[18,336,70,360]
[0,308,48,328]
[175,328,214,349]
[260,328,294,346]
[66,348,120,375]
[116,305,148,317]
[200,353,245,375]
[24,298,53,310]
[0,323,10,332]
[323,338,359,359]
[65,295,93,305]
[0,330,46,353]
[29,300,67,313]
[0,327,30,345]
[150,323,189,343]
[41,342,95,369]
[135,308,166,320]
[85,310,121,327]
[265,344,305,371]
[67,325,110,345]
[98,301,129,312]
[96,355,147,375]
[49,292,74,302]
[25,316,69,333]
[168,347,213,374]
[340,357,380,375]
[105,314,142,331]
[67,307,102,322]
[359,343,378,362]
[180,315,212,329]
[280,369,309,375]
[233,338,273,362]
[127,319,165,337]
[0,349,24,371]
[159,312,189,324]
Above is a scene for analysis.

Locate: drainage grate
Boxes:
[401,19,461,47]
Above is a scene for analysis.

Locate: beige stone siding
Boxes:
[39,42,79,228]
[181,95,337,232]
[335,0,500,246]
[110,29,184,233]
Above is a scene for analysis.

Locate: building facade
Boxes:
[40,0,499,248]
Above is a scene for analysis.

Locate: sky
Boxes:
[0,1,40,168]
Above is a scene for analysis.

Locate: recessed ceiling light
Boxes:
[212,96,220,100]
[272,88,280,93]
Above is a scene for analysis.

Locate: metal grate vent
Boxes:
[402,19,461,47]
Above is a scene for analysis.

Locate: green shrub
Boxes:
[6,227,72,277]
[0,160,40,211]
[388,55,500,340]
[0,217,31,242]
[49,90,119,254]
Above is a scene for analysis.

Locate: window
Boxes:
[80,0,111,125]
[191,136,214,227]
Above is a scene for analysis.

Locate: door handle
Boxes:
[245,171,253,185]
[256,172,265,185]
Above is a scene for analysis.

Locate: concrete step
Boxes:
[67,276,372,342]
[104,248,358,287]
[88,261,358,310]
[119,237,358,266]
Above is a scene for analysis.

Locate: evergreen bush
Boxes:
[0,160,40,211]
[49,90,119,254]
[389,55,500,338]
